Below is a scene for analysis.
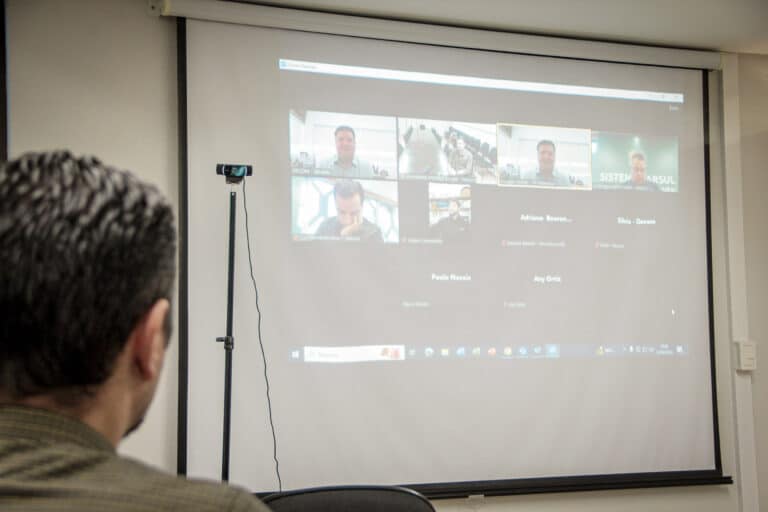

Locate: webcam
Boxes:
[216,163,253,184]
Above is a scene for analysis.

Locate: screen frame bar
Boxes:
[154,0,720,70]
[174,11,732,499]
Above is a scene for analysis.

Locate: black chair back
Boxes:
[262,485,435,512]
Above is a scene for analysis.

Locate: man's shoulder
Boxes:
[0,450,269,512]
[360,218,384,241]
[622,179,660,191]
[108,457,270,512]
[552,171,572,186]
[348,158,375,178]
[316,157,374,178]
[644,180,661,190]
[521,170,570,185]
[315,216,340,236]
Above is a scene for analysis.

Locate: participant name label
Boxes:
[503,240,566,248]
[521,214,573,223]
[618,216,657,225]
[402,301,430,308]
[432,273,472,282]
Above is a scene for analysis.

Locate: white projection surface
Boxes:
[185,18,717,494]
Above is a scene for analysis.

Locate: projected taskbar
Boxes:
[287,343,688,363]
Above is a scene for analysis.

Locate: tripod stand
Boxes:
[216,188,238,482]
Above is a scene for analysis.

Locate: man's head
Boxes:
[0,151,176,438]
[536,140,556,176]
[334,125,356,166]
[629,151,647,185]
[333,179,365,227]
[456,139,466,151]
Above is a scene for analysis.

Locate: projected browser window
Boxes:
[283,60,691,364]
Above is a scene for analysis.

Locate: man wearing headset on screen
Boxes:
[315,179,384,242]
[0,151,269,512]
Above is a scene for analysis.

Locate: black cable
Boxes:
[241,179,282,492]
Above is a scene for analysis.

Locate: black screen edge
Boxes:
[176,16,189,476]
[702,69,723,473]
[254,471,732,500]
[1,0,7,161]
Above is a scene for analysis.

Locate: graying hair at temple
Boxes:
[0,151,176,400]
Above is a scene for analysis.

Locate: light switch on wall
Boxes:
[735,340,757,371]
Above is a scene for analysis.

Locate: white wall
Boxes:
[738,53,768,511]
[5,1,760,511]
[6,0,179,470]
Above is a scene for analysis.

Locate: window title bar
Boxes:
[279,59,684,104]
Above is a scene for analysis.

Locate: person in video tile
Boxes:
[315,180,383,241]
[430,197,470,241]
[524,140,571,186]
[433,199,468,230]
[623,151,660,191]
[318,125,376,179]
[448,138,474,176]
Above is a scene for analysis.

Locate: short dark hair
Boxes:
[334,125,356,139]
[629,150,646,162]
[537,140,556,152]
[0,151,176,400]
[333,179,365,204]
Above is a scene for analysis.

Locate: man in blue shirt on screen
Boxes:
[318,125,376,179]
[524,139,572,187]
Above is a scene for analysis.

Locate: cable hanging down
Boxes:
[241,178,282,492]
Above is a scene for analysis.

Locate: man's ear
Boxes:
[130,299,170,381]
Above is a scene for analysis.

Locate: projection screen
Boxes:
[182,11,726,497]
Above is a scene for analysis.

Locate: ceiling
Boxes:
[239,0,768,54]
